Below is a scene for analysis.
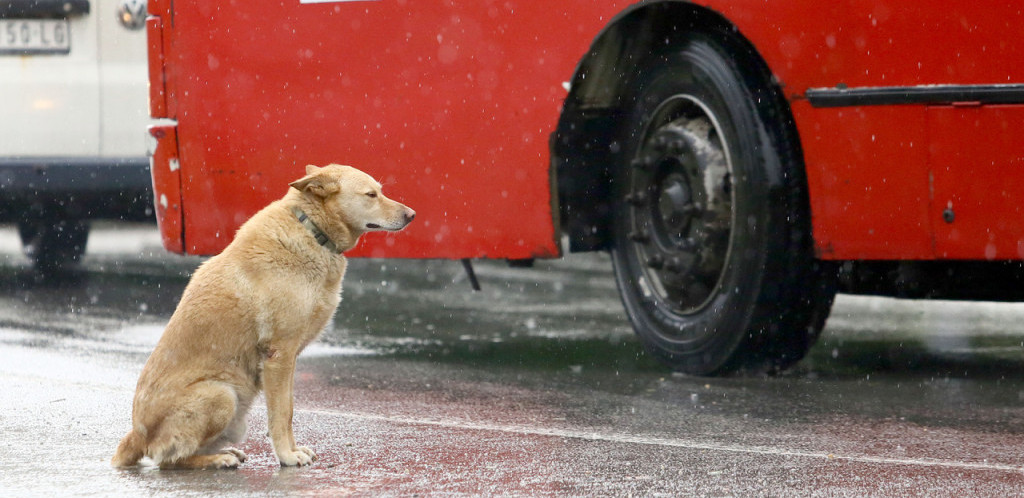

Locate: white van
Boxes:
[0,0,151,272]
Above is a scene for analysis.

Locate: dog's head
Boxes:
[289,164,416,234]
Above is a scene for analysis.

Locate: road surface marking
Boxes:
[298,407,1024,473]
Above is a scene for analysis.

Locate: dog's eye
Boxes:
[366,192,378,198]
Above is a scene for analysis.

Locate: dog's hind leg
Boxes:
[146,381,243,469]
[194,395,252,464]
[160,451,245,470]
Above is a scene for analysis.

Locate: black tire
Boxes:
[18,219,90,274]
[611,34,836,375]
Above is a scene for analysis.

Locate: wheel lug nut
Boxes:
[628,229,649,243]
[647,254,664,269]
[666,257,684,272]
[625,192,647,205]
[630,156,652,170]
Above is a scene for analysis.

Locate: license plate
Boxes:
[0,19,70,55]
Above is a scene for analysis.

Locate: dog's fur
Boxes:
[112,164,415,469]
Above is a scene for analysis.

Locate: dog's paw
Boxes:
[278,446,316,467]
[209,452,243,469]
[222,448,247,463]
[296,446,317,461]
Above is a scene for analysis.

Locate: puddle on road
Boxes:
[809,295,1024,381]
[322,256,662,375]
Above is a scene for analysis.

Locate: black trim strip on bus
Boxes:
[0,0,90,19]
[805,84,1024,108]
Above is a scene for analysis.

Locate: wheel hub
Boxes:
[626,110,733,314]
[657,174,694,237]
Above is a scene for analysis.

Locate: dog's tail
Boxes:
[111,429,146,468]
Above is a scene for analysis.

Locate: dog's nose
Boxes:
[404,208,416,224]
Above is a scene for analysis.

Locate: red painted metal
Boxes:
[794,104,934,259]
[148,124,183,254]
[148,0,1024,261]
[718,1,1024,260]
[929,105,1024,259]
[145,16,166,119]
[147,0,630,258]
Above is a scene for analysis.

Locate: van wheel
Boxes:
[610,35,836,375]
[18,220,90,274]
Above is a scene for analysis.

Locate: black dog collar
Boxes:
[291,206,342,254]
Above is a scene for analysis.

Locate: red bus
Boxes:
[145,0,1024,375]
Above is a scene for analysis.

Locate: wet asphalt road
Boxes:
[2,224,1024,496]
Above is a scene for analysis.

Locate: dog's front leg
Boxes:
[263,350,317,466]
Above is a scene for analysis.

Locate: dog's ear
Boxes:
[290,168,339,199]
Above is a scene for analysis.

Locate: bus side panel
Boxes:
[791,103,932,259]
[163,1,627,258]
[711,0,1024,260]
[929,105,1024,260]
[158,0,1024,261]
[715,1,1024,90]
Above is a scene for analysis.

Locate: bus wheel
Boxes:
[18,219,90,274]
[610,35,836,375]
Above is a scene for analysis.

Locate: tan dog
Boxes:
[111,164,415,469]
